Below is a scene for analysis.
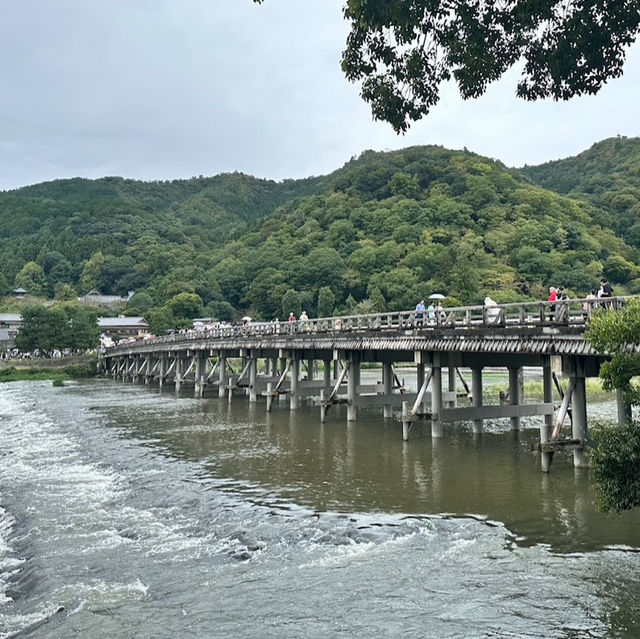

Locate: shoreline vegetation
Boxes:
[0,355,97,384]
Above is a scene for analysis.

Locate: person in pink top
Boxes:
[548,286,557,321]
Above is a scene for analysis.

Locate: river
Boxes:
[1,378,640,638]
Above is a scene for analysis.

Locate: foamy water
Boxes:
[1,380,639,638]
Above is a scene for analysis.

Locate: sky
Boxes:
[2,0,639,191]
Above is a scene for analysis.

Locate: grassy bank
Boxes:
[0,355,98,384]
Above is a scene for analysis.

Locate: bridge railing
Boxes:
[104,295,636,354]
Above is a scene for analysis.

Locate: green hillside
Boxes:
[521,136,640,245]
[1,140,639,332]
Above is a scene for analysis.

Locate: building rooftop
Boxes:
[98,317,149,328]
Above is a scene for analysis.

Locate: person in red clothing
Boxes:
[288,312,296,332]
[547,286,557,321]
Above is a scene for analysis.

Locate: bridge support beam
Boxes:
[508,367,521,431]
[194,353,206,398]
[447,366,456,408]
[383,362,393,419]
[541,358,553,472]
[174,356,183,394]
[431,359,443,438]
[144,354,152,385]
[158,355,166,390]
[347,356,360,422]
[290,357,300,410]
[249,355,258,403]
[472,367,483,434]
[417,361,426,414]
[572,375,588,468]
[218,354,227,398]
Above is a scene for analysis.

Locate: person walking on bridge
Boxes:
[415,300,425,327]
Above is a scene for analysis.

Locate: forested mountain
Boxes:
[521,136,640,246]
[1,139,639,332]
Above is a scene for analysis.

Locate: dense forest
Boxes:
[1,137,639,333]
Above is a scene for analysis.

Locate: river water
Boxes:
[1,378,640,638]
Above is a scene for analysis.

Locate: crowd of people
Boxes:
[1,347,88,360]
[415,300,445,326]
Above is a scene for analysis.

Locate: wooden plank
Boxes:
[440,402,555,422]
[535,439,582,453]
[355,392,418,407]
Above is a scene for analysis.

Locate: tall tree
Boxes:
[585,299,640,513]
[15,261,47,296]
[256,1,640,132]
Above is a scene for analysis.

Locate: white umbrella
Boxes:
[428,293,446,300]
[241,316,252,322]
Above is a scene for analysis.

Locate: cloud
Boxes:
[1,1,638,190]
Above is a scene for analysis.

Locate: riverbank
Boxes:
[0,354,98,383]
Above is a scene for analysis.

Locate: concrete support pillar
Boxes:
[158,356,166,390]
[617,387,632,426]
[194,355,203,398]
[307,359,314,381]
[218,354,227,398]
[447,366,456,408]
[144,355,152,385]
[472,367,483,434]
[323,360,332,396]
[249,356,258,403]
[290,358,300,410]
[383,362,393,419]
[508,367,521,431]
[402,401,410,441]
[347,357,360,422]
[174,357,183,393]
[572,376,589,468]
[431,363,443,438]
[541,359,553,472]
[271,358,279,377]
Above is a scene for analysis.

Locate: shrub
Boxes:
[590,420,640,513]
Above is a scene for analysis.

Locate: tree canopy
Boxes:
[15,304,99,352]
[585,299,640,513]
[343,0,640,132]
[257,1,640,132]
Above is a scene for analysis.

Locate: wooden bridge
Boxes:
[101,296,635,472]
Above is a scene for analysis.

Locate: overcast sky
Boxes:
[2,1,639,191]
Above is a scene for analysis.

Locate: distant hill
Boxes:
[521,136,640,246]
[1,140,638,329]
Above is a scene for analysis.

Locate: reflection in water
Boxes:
[111,381,640,553]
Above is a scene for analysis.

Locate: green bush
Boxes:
[589,420,640,513]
